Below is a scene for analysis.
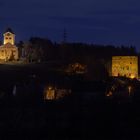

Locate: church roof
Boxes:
[4,28,14,34]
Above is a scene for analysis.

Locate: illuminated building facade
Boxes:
[0,28,18,61]
[66,63,87,74]
[112,56,138,78]
[44,85,71,100]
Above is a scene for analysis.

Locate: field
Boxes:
[0,63,140,139]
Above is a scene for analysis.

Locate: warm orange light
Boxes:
[44,86,55,100]
[130,75,135,79]
[112,56,138,79]
[0,29,19,61]
[128,86,132,96]
[66,62,87,74]
[48,86,52,90]
[106,91,112,97]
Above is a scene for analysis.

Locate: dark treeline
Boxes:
[17,37,137,62]
[17,37,138,80]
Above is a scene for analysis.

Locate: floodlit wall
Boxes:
[112,56,138,78]
[0,47,18,60]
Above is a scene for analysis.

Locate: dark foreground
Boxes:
[1,95,140,140]
[0,63,140,139]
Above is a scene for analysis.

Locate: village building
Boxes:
[112,56,138,79]
[0,28,18,61]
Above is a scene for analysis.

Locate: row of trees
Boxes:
[17,37,138,80]
[17,37,138,63]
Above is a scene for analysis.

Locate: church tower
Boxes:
[3,28,15,45]
[0,28,18,61]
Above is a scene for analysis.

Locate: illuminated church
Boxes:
[0,28,18,61]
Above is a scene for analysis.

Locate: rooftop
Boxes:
[4,28,14,34]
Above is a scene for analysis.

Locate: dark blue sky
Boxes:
[1,0,140,51]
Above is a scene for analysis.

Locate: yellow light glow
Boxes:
[0,29,19,61]
[128,86,132,96]
[44,86,55,100]
[48,86,52,90]
[106,91,112,97]
[130,75,135,79]
[4,32,15,45]
[112,56,138,79]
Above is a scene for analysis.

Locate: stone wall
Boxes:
[112,56,138,78]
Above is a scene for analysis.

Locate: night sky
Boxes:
[1,0,140,51]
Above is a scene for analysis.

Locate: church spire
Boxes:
[4,28,14,34]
